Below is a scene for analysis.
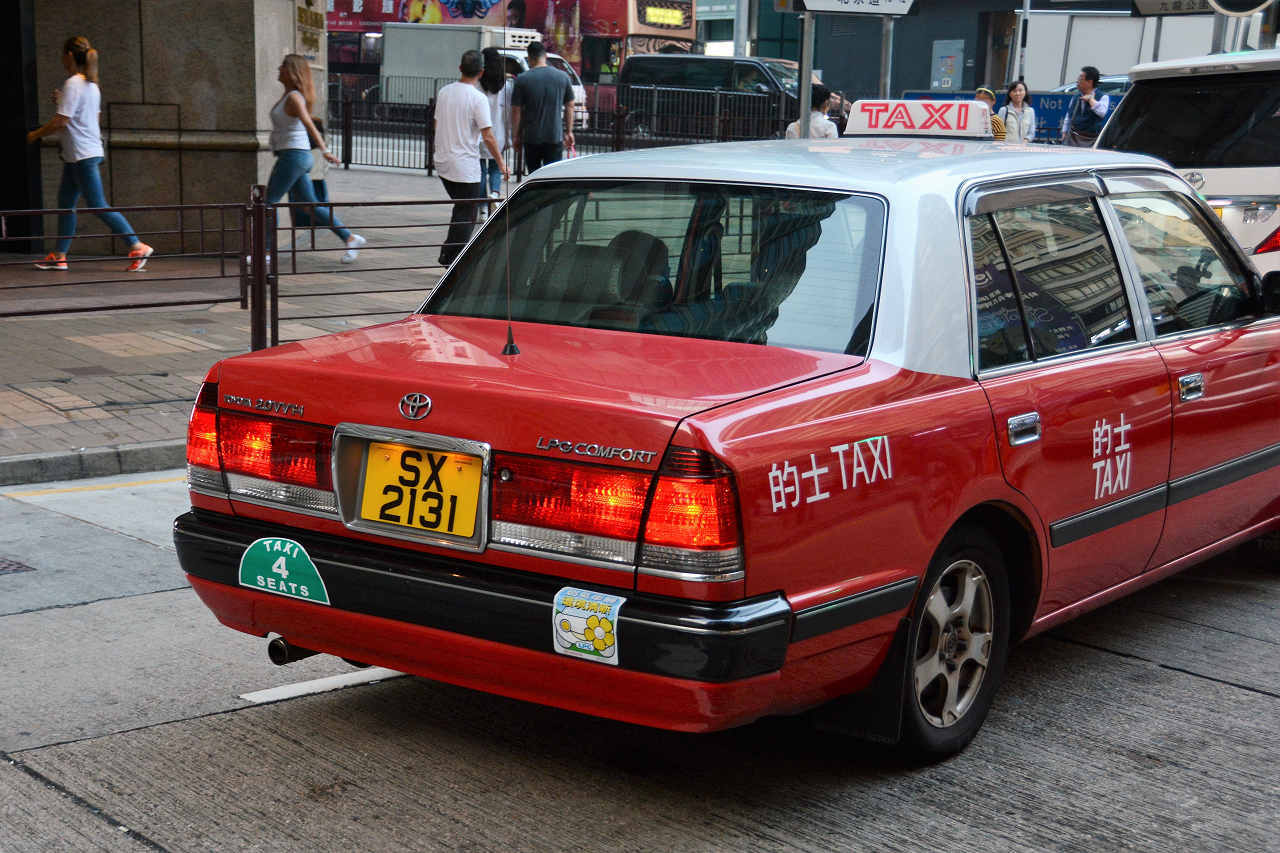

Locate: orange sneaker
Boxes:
[34,253,68,271]
[126,242,154,272]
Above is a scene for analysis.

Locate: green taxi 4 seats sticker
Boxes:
[553,587,625,665]
[239,538,330,605]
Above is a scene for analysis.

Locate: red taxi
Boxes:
[175,101,1280,758]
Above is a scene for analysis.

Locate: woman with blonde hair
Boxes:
[26,36,154,271]
[266,54,364,261]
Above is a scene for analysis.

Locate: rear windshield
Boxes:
[1098,70,1280,168]
[426,181,886,355]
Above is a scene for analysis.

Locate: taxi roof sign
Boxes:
[843,99,993,139]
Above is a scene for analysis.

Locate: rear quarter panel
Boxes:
[685,359,1025,616]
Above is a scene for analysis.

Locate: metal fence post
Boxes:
[613,106,625,152]
[426,98,435,175]
[714,89,723,141]
[342,100,353,170]
[249,185,268,351]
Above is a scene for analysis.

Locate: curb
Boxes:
[0,440,187,487]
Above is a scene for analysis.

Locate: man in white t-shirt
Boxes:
[785,84,839,140]
[435,49,509,265]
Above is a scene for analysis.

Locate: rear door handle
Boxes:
[1179,372,1205,402]
[1007,412,1042,446]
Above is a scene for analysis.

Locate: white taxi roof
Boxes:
[522,139,1175,383]
[1128,46,1280,80]
[527,137,1169,199]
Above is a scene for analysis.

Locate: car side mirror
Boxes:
[754,82,770,94]
[1260,270,1280,315]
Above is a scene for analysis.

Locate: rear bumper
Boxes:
[174,510,794,731]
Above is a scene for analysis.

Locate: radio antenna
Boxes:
[500,2,519,356]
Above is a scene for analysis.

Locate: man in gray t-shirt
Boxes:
[511,41,576,173]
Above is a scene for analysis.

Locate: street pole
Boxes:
[798,10,815,137]
[880,14,894,97]
[1014,0,1031,82]
[1211,13,1227,53]
[734,0,748,58]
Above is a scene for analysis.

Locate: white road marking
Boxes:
[239,667,408,704]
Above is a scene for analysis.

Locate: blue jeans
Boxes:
[479,158,503,195]
[266,149,350,246]
[291,179,329,229]
[55,157,140,254]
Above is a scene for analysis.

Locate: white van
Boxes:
[1097,49,1280,273]
[496,48,589,130]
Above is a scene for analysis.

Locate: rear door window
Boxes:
[1110,191,1255,333]
[1098,70,1280,168]
[969,196,1136,367]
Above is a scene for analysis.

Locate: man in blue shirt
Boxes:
[1061,66,1110,147]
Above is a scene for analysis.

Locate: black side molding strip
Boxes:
[1050,484,1168,548]
[791,578,918,643]
[1049,440,1280,547]
[1168,442,1280,507]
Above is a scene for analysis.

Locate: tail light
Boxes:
[1255,226,1280,255]
[490,447,743,582]
[490,453,650,564]
[185,381,337,514]
[639,448,742,581]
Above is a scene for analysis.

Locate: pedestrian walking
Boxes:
[289,118,361,261]
[434,49,509,266]
[785,84,838,139]
[26,36,154,272]
[975,88,1006,141]
[999,81,1036,144]
[265,54,365,260]
[1061,66,1109,147]
[511,41,576,173]
[478,47,513,216]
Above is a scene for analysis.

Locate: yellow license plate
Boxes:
[360,442,482,537]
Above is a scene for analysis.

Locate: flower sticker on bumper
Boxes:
[553,587,626,666]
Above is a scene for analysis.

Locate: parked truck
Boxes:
[380,23,541,103]
[380,22,588,127]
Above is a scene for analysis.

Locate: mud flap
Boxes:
[811,618,910,744]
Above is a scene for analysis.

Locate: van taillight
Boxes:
[1255,226,1280,255]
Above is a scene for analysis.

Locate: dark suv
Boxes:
[617,54,842,140]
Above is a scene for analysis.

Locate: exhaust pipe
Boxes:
[267,636,319,665]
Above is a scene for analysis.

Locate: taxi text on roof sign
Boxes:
[844,100,994,139]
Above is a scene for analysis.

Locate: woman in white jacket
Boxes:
[478,47,512,210]
[999,81,1036,144]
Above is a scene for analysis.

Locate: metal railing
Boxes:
[325,75,856,173]
[0,189,489,353]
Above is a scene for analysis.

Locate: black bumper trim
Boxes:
[790,578,918,643]
[174,510,792,683]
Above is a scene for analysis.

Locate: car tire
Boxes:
[900,525,1011,760]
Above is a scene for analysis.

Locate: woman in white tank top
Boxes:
[25,36,154,272]
[266,54,365,262]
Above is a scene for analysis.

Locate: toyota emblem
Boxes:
[398,392,432,420]
[1184,171,1206,191]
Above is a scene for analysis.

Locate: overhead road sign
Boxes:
[1132,0,1213,13]
[793,0,914,15]
[1132,0,1274,14]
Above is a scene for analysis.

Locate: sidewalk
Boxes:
[0,167,460,485]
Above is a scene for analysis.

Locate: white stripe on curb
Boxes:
[239,667,408,704]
